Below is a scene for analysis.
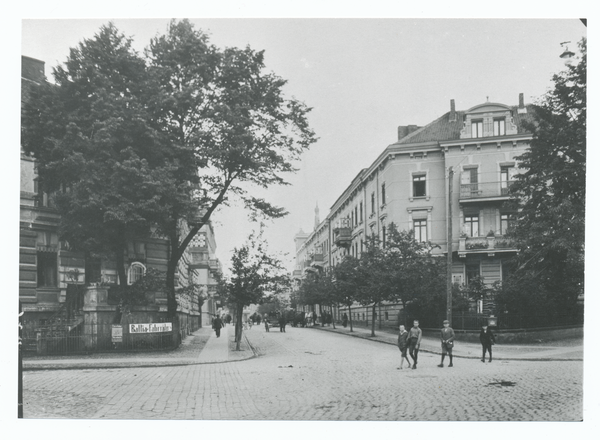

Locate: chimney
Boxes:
[517,92,527,114]
[449,99,456,121]
[398,125,421,141]
[398,126,408,140]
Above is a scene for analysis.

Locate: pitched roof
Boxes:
[394,104,537,145]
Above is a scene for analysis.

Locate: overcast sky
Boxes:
[18,16,587,275]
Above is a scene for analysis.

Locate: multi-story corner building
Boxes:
[19,56,222,350]
[294,95,534,326]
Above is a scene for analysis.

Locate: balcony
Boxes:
[458,235,517,257]
[459,181,513,202]
[208,259,222,276]
[292,269,303,278]
[333,218,352,248]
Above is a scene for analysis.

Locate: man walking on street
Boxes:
[212,315,224,338]
[408,320,422,370]
[479,324,496,362]
[279,314,286,332]
[438,319,455,367]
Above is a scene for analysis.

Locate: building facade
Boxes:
[19,56,222,352]
[293,95,534,327]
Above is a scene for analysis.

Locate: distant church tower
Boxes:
[314,202,320,231]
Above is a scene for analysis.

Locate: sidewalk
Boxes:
[22,324,256,370]
[310,324,583,361]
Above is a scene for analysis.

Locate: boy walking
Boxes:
[397,325,411,369]
[438,319,455,367]
[479,324,496,362]
[408,320,422,369]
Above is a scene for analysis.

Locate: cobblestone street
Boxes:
[23,325,583,421]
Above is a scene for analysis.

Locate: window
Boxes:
[471,120,483,138]
[500,166,514,195]
[465,262,480,285]
[371,192,375,213]
[128,262,146,285]
[382,225,387,247]
[351,210,355,228]
[493,118,506,136]
[381,183,386,206]
[413,174,426,197]
[461,167,479,197]
[385,311,389,321]
[500,213,516,235]
[37,252,57,287]
[355,206,358,226]
[359,202,363,223]
[464,215,479,237]
[413,219,427,242]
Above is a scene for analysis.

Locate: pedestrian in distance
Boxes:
[279,314,286,332]
[408,320,422,369]
[213,315,224,338]
[264,315,270,332]
[438,320,455,368]
[479,324,496,362]
[342,313,348,328]
[397,325,411,370]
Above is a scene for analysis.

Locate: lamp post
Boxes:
[560,41,575,66]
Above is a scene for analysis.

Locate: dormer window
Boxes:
[471,120,483,138]
[493,118,506,136]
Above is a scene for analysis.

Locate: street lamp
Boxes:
[560,41,575,66]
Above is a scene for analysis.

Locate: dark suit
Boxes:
[479,328,496,361]
[213,317,223,337]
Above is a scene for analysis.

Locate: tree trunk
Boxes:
[348,304,353,332]
[165,237,179,320]
[235,306,243,351]
[371,303,376,337]
[331,304,336,329]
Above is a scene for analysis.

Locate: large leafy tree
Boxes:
[217,228,289,349]
[146,20,316,318]
[331,256,362,332]
[22,20,316,324]
[21,24,166,287]
[504,37,586,316]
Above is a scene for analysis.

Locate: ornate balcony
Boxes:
[333,218,352,248]
[458,235,517,257]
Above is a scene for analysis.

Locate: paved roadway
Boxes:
[23,325,583,421]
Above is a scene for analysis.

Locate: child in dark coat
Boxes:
[479,325,496,362]
[397,325,411,369]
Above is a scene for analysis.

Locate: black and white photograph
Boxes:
[6,2,596,436]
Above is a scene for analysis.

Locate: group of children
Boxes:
[397,319,496,369]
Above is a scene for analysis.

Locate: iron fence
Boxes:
[21,321,175,356]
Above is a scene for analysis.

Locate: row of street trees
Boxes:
[294,225,472,336]
[21,21,316,329]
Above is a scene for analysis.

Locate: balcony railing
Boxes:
[458,235,516,254]
[460,181,513,200]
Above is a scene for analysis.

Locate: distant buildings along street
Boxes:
[293,95,535,327]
